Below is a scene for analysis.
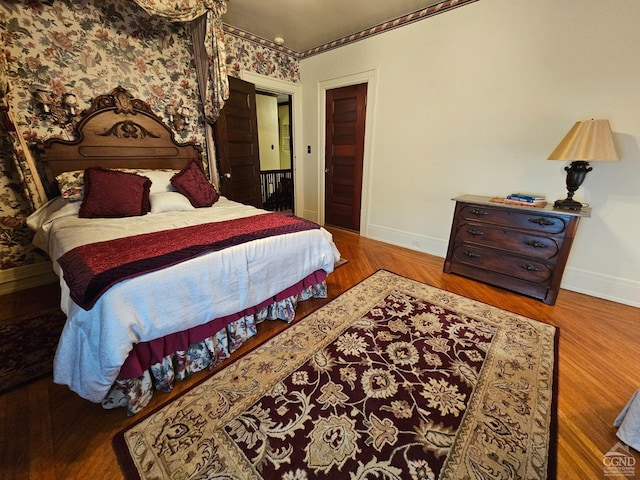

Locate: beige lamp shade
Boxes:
[548,119,619,162]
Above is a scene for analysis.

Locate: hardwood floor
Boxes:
[1,227,638,479]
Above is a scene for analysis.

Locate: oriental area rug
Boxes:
[114,270,557,480]
[0,307,66,395]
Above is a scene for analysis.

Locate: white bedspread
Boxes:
[28,196,340,402]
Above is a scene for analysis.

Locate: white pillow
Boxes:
[136,169,178,193]
[149,191,196,213]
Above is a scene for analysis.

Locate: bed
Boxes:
[28,87,340,415]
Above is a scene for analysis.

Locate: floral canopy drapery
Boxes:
[1,52,48,211]
[131,0,229,123]
[2,0,228,213]
[0,51,9,100]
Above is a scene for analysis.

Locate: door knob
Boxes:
[324,169,329,174]
[224,173,232,179]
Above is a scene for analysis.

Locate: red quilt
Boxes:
[58,213,320,310]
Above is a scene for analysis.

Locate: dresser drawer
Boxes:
[452,245,552,283]
[456,223,561,260]
[460,205,567,235]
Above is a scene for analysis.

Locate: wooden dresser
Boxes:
[443,195,590,305]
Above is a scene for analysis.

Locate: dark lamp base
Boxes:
[553,198,584,210]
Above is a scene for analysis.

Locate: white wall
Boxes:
[279,104,292,169]
[256,94,281,170]
[300,0,640,307]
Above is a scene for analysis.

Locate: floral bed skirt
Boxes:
[102,280,327,415]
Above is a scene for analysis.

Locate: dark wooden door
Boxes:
[214,76,262,208]
[324,83,367,231]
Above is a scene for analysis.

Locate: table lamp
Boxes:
[548,119,618,210]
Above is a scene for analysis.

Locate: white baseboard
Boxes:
[0,262,57,296]
[562,267,640,308]
[366,223,448,258]
[365,223,640,308]
[302,209,319,223]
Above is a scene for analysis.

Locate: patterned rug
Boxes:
[0,307,66,395]
[114,270,557,479]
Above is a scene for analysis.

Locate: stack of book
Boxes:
[491,193,548,208]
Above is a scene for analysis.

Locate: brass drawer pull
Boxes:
[520,264,542,272]
[464,250,480,259]
[524,240,547,248]
[469,208,488,216]
[467,228,485,236]
[529,217,555,226]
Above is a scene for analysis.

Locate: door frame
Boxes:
[240,71,302,215]
[318,68,377,235]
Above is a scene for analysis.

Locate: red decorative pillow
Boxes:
[170,160,220,207]
[79,168,152,218]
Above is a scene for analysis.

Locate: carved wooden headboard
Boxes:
[37,86,202,196]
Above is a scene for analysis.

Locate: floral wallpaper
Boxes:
[0,0,300,273]
[1,0,204,144]
[224,26,300,83]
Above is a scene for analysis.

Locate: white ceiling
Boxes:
[222,0,443,53]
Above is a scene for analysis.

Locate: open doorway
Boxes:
[255,91,293,213]
[239,71,303,217]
